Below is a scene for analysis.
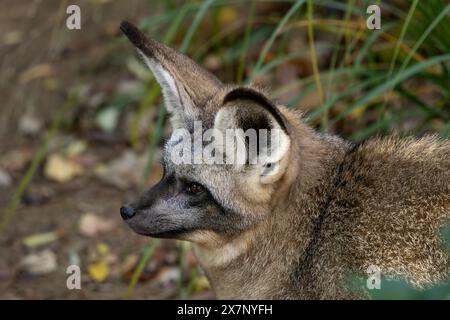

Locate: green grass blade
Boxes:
[251,44,330,81]
[396,85,447,120]
[442,122,450,138]
[306,0,325,127]
[387,0,419,78]
[177,241,190,299]
[396,4,450,80]
[181,0,216,52]
[130,83,160,151]
[250,0,306,81]
[307,73,387,123]
[142,104,166,187]
[351,109,423,141]
[286,83,316,108]
[354,22,396,68]
[126,239,161,298]
[378,0,419,119]
[237,0,256,84]
[330,54,450,124]
[326,0,356,100]
[0,93,77,239]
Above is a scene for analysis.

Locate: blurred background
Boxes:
[0,0,449,299]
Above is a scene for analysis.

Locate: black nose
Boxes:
[120,206,136,220]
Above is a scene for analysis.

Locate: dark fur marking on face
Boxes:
[223,88,289,134]
[179,178,230,215]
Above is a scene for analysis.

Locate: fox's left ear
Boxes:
[214,87,291,184]
[120,21,223,129]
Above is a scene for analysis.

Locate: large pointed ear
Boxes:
[120,21,223,128]
[214,88,291,184]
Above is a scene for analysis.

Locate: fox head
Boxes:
[119,21,295,248]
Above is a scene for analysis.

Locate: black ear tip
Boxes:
[120,20,138,37]
[119,20,134,34]
[120,20,147,49]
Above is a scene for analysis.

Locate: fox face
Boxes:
[119,21,292,246]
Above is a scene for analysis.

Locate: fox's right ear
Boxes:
[215,87,291,184]
[120,21,223,129]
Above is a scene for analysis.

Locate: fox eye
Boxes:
[185,182,205,196]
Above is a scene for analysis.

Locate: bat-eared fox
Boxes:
[119,21,449,299]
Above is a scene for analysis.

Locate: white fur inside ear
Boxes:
[139,51,179,112]
[214,106,237,130]
[138,50,197,129]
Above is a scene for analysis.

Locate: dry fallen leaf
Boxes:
[21,250,57,275]
[18,113,43,135]
[78,213,116,237]
[88,260,109,283]
[3,30,22,46]
[44,154,83,183]
[97,242,110,255]
[90,0,112,5]
[204,54,222,71]
[218,6,239,27]
[44,77,60,91]
[120,254,139,276]
[154,266,180,287]
[65,140,87,157]
[193,275,211,293]
[23,231,58,248]
[349,105,367,120]
[95,151,147,189]
[18,63,54,84]
[1,148,34,173]
[0,168,12,188]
